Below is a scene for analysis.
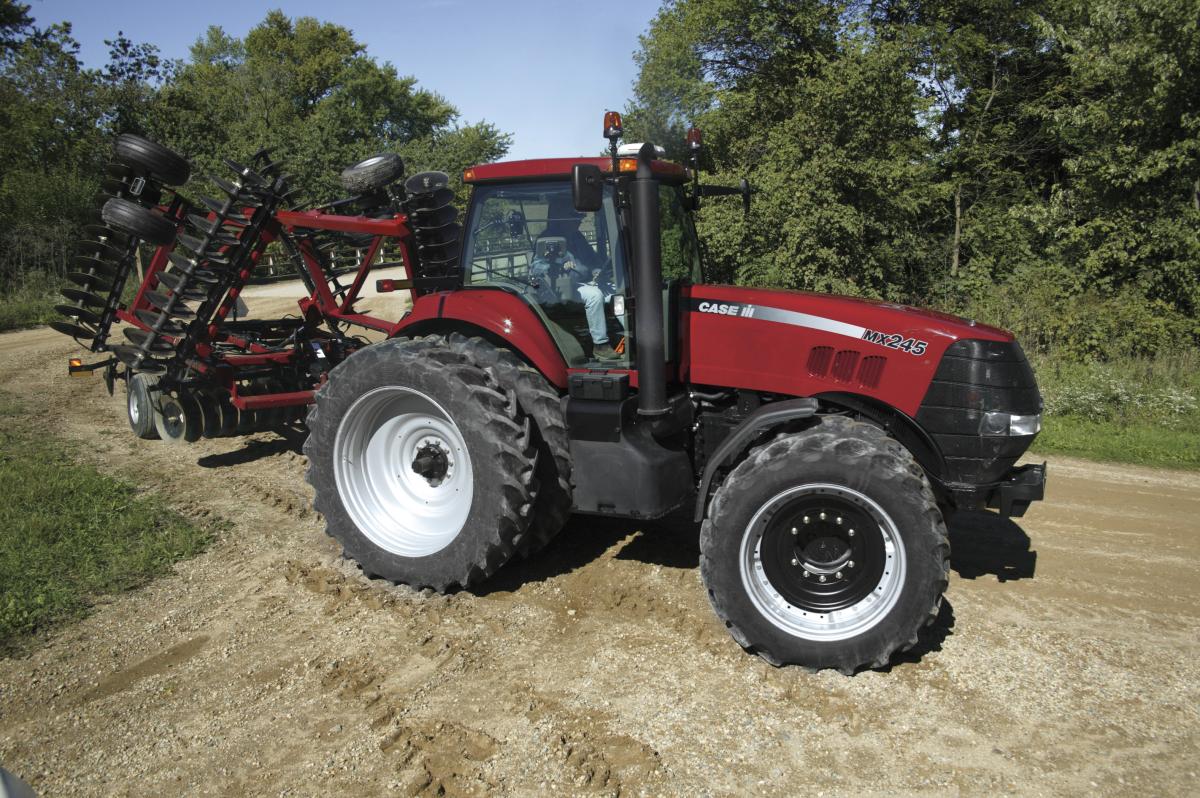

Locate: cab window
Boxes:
[464,181,631,367]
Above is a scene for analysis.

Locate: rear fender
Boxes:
[391,288,569,389]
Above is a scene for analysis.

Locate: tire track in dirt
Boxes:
[0,321,1198,797]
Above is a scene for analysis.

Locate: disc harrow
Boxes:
[58,136,460,445]
[51,135,189,352]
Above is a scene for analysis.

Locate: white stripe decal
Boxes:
[691,299,866,341]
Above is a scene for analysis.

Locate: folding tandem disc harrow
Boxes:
[55,135,455,443]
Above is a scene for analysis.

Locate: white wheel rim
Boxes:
[738,484,907,642]
[333,386,473,557]
[128,387,141,424]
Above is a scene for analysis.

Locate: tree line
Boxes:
[0,3,509,290]
[624,0,1199,359]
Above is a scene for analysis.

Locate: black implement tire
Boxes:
[340,153,404,194]
[445,333,573,554]
[304,337,537,591]
[700,416,949,673]
[113,134,191,186]
[125,373,160,439]
[102,197,176,247]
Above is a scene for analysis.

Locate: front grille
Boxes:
[916,339,1041,485]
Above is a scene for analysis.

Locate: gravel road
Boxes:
[0,298,1197,796]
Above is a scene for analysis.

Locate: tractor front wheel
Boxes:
[304,337,538,591]
[700,416,949,673]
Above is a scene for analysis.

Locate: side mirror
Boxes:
[572,164,603,212]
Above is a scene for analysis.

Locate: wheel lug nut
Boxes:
[791,558,799,566]
[818,574,827,583]
[791,527,798,535]
[848,560,855,568]
[848,529,855,537]
[803,516,810,524]
[836,516,843,525]
[835,571,843,579]
[819,512,827,521]
[802,570,810,578]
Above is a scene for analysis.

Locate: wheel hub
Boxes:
[411,437,453,487]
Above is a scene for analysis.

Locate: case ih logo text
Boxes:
[698,301,757,318]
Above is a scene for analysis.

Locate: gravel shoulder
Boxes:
[0,307,1197,797]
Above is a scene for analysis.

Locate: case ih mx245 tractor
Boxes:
[59,114,1045,674]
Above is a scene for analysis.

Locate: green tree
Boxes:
[152,12,510,203]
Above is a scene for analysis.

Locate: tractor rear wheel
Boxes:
[304,337,538,590]
[700,416,949,673]
[445,333,573,555]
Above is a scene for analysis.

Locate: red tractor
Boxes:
[60,114,1045,673]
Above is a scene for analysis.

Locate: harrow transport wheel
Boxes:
[699,416,950,674]
[125,373,160,440]
[446,333,572,555]
[113,133,191,186]
[101,197,176,247]
[340,153,404,194]
[155,390,202,444]
[304,337,538,591]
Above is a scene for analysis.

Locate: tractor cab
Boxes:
[461,155,701,369]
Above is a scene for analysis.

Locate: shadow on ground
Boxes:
[195,427,306,468]
[948,510,1037,581]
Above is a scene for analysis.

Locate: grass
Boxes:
[1029,351,1200,470]
[0,278,60,332]
[0,396,215,654]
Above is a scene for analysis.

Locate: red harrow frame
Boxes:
[55,137,459,442]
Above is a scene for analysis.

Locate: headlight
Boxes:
[981,411,1041,436]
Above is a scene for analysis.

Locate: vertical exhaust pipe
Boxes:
[631,143,668,417]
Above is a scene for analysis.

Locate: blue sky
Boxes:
[28,0,664,160]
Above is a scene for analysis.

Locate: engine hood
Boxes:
[689,285,1011,344]
[683,285,1014,417]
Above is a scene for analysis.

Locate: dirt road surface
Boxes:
[1,292,1197,796]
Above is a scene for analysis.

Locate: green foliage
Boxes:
[1028,351,1200,468]
[152,12,509,205]
[0,9,510,293]
[627,0,1200,360]
[0,396,215,652]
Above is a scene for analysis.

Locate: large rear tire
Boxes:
[304,337,538,590]
[700,416,949,673]
[444,333,573,555]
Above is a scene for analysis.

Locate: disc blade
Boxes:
[135,309,187,336]
[60,287,107,308]
[109,345,168,374]
[55,303,103,326]
[67,271,114,292]
[145,290,197,319]
[75,239,125,261]
[50,320,97,341]
[72,255,121,278]
[177,233,208,255]
[122,327,176,353]
[201,196,231,217]
[82,224,128,245]
[155,271,208,300]
[404,171,450,195]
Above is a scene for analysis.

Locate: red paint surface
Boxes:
[465,158,687,183]
[393,289,570,389]
[682,285,1011,417]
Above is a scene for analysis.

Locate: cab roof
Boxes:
[463,157,688,185]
